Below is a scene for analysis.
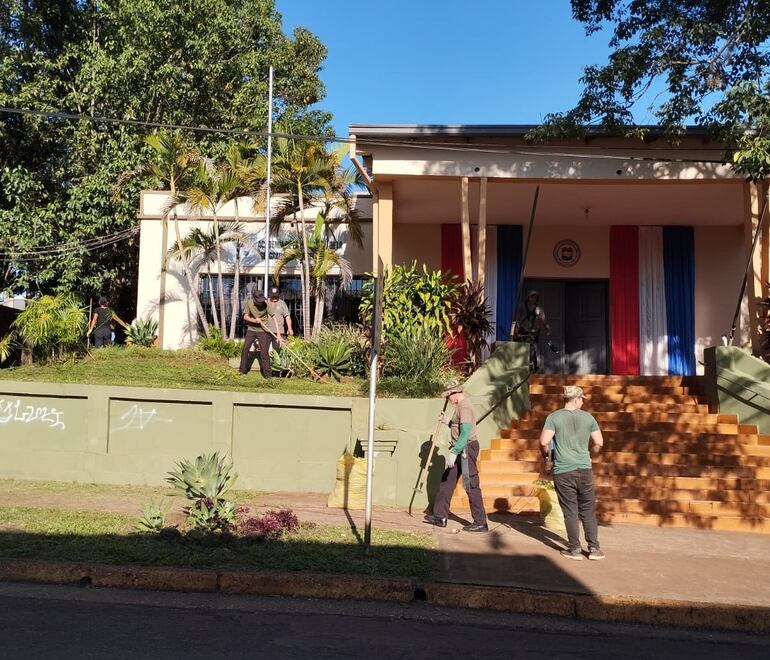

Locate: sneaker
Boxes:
[462,523,489,533]
[423,514,447,528]
[588,549,605,561]
[560,549,584,561]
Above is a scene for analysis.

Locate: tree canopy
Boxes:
[535,0,770,179]
[0,0,330,311]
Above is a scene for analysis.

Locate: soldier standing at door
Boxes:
[513,289,553,371]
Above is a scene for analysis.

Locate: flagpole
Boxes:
[264,66,274,296]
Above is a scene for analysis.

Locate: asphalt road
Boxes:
[0,582,768,659]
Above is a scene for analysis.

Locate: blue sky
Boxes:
[276,1,631,136]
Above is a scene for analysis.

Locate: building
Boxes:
[135,192,373,349]
[350,124,769,375]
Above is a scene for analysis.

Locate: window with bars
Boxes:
[199,275,366,338]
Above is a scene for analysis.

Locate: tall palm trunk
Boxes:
[229,199,241,339]
[212,211,228,337]
[171,202,210,339]
[312,276,325,339]
[297,181,311,338]
[207,262,219,330]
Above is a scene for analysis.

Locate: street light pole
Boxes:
[264,66,274,296]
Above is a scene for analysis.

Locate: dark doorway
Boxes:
[522,279,609,374]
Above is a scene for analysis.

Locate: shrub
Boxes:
[187,497,238,534]
[197,327,242,358]
[270,337,320,378]
[452,281,493,372]
[166,452,237,501]
[238,509,300,540]
[136,498,171,532]
[125,317,158,348]
[382,325,452,382]
[317,324,367,377]
[359,263,458,340]
[315,334,353,381]
[6,294,87,363]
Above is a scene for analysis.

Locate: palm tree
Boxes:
[269,132,334,337]
[167,223,243,333]
[116,131,210,341]
[181,160,245,337]
[273,213,353,339]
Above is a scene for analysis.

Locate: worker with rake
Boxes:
[424,382,488,533]
[239,289,283,378]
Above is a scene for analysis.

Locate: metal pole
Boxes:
[363,276,381,552]
[263,66,274,296]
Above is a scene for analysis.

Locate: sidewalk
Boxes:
[3,487,770,612]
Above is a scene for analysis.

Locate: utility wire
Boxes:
[0,226,139,262]
[0,106,731,165]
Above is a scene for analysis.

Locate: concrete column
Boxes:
[743,181,767,354]
[373,182,393,276]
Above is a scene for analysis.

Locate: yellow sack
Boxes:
[535,481,566,532]
[327,451,368,510]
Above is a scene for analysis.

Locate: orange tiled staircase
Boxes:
[451,374,770,533]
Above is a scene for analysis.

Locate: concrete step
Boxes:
[519,411,735,423]
[528,402,710,413]
[505,423,744,436]
[529,393,702,405]
[528,375,696,387]
[495,431,762,444]
[528,384,693,395]
[482,446,770,467]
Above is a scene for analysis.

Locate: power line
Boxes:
[0,226,139,262]
[0,106,731,165]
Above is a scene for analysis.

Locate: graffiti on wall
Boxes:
[0,398,65,430]
[112,404,172,432]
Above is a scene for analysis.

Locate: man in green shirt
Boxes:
[238,290,282,377]
[424,382,488,532]
[539,385,605,561]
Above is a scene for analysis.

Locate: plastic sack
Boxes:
[535,481,566,532]
[327,451,368,510]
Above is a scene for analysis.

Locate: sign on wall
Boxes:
[553,239,581,268]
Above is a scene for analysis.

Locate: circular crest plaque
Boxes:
[553,239,581,267]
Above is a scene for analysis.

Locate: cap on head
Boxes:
[441,381,464,398]
[253,292,267,310]
[98,296,108,306]
[563,385,588,400]
[527,289,539,299]
[268,286,280,298]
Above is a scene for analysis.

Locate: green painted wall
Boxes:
[0,343,530,510]
[704,346,770,434]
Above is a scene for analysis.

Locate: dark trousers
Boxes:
[239,329,275,377]
[433,440,487,525]
[93,327,112,347]
[553,468,600,552]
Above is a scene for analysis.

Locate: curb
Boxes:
[1,559,768,633]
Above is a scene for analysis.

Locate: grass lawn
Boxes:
[0,346,368,396]
[0,506,435,578]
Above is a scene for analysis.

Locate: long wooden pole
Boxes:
[461,176,471,282]
[477,177,487,286]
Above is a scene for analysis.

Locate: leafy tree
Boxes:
[0,0,330,310]
[534,0,770,179]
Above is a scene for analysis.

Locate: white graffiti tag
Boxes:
[0,399,66,430]
[113,404,171,432]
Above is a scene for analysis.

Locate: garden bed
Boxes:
[0,505,435,578]
[0,347,367,396]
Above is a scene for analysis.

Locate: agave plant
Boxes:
[315,334,353,381]
[125,317,159,347]
[166,451,237,501]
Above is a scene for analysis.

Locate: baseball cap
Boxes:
[563,385,589,400]
[253,292,267,310]
[441,381,464,397]
[268,286,280,298]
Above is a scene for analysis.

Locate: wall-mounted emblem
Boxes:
[553,240,581,268]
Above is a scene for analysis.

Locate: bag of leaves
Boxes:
[533,479,566,532]
[327,451,368,510]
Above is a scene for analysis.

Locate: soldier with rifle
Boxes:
[513,289,556,371]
